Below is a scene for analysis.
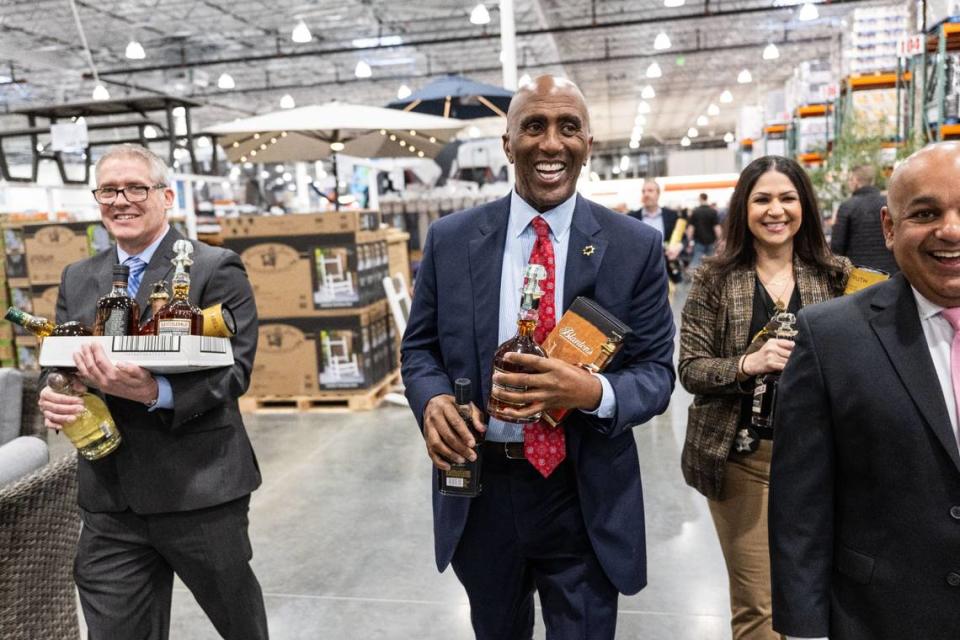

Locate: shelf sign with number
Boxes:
[896,34,922,58]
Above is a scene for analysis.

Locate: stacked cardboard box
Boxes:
[0,217,15,368]
[222,212,396,394]
[4,220,111,370]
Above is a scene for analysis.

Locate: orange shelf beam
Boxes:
[927,23,960,52]
[846,72,911,91]
[941,124,960,138]
[764,124,788,135]
[796,104,828,118]
[797,152,825,164]
[664,180,738,192]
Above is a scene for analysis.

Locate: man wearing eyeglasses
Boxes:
[37,144,268,639]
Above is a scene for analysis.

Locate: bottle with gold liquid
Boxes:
[4,307,121,460]
[751,312,799,430]
[486,264,548,424]
[47,371,122,460]
[154,240,203,335]
[94,264,140,336]
[138,280,170,335]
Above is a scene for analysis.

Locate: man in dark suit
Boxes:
[770,142,960,640]
[401,76,675,638]
[830,163,898,274]
[629,180,683,280]
[38,144,268,639]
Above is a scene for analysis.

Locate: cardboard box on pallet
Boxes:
[248,301,393,397]
[221,213,389,316]
[3,226,29,286]
[14,334,38,370]
[20,221,111,285]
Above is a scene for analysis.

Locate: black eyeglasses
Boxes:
[92,184,166,204]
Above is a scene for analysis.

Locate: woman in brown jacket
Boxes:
[679,156,851,640]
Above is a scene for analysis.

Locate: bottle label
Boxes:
[158,319,192,335]
[491,366,527,408]
[103,309,129,336]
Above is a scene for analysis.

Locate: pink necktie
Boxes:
[938,307,960,450]
[524,216,565,478]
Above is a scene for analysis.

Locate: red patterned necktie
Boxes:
[524,216,565,478]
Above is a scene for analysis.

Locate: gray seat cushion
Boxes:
[0,368,23,446]
[0,436,49,487]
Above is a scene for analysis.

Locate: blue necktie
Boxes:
[125,257,146,298]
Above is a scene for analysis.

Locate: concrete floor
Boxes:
[63,284,734,639]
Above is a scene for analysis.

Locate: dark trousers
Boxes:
[451,451,619,640]
[75,495,269,640]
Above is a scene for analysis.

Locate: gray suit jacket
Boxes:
[53,227,261,514]
[770,274,960,639]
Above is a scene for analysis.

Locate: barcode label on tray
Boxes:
[111,335,181,352]
[200,337,228,354]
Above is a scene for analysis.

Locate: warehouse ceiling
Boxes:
[0,0,887,149]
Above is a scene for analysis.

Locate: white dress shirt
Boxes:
[485,190,616,442]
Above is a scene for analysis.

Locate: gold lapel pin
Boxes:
[582,245,595,256]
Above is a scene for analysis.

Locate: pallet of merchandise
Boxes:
[239,369,400,414]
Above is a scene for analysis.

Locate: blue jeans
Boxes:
[691,241,715,268]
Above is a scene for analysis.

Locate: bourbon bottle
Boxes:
[154,240,203,336]
[94,264,140,336]
[751,312,799,430]
[5,307,92,338]
[487,264,549,424]
[438,378,483,497]
[138,281,170,335]
[47,371,122,460]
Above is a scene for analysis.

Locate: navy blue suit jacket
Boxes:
[401,193,676,595]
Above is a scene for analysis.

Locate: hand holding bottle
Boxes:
[422,394,486,471]
[490,352,602,420]
[38,378,85,431]
[72,342,159,405]
[741,338,795,376]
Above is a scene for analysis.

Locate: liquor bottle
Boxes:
[138,281,170,335]
[94,264,140,336]
[47,371,122,460]
[4,307,92,338]
[438,378,483,497]
[750,312,799,430]
[153,240,203,336]
[665,218,688,284]
[487,263,549,424]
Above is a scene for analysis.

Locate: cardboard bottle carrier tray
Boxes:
[39,335,234,374]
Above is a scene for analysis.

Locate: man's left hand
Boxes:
[73,343,159,405]
[665,243,683,261]
[490,353,601,421]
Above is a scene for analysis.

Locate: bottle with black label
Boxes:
[438,378,483,497]
[94,264,140,336]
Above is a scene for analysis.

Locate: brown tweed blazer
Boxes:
[679,257,851,500]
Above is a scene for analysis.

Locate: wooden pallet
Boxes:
[239,370,400,413]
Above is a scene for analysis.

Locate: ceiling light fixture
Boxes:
[707,103,720,116]
[646,62,662,78]
[720,89,733,103]
[470,3,491,25]
[688,127,699,138]
[292,19,312,43]
[737,69,752,84]
[629,139,641,149]
[723,132,735,143]
[330,141,345,152]
[664,0,685,7]
[125,40,145,60]
[217,73,235,89]
[92,83,110,101]
[641,85,656,99]
[654,32,671,50]
[355,60,372,78]
[696,115,708,126]
[397,84,411,99]
[635,114,647,126]
[637,101,651,114]
[763,43,780,60]
[143,125,157,139]
[681,136,691,147]
[280,94,295,109]
[798,2,819,22]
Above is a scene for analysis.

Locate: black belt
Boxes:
[482,440,526,460]
[753,425,774,440]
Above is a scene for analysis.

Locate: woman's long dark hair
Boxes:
[708,155,841,280]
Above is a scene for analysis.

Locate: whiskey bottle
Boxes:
[750,312,799,430]
[138,281,170,335]
[487,263,549,424]
[4,307,92,338]
[438,378,483,497]
[154,240,203,336]
[47,371,122,460]
[94,264,140,336]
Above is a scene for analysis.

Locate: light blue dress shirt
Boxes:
[638,207,664,240]
[116,225,173,411]
[485,191,617,442]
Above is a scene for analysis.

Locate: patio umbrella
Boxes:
[205,102,465,208]
[386,74,514,120]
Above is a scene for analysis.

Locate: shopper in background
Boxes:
[687,192,723,269]
[37,144,268,640]
[678,155,850,640]
[771,142,960,639]
[402,75,675,639]
[629,178,684,261]
[830,163,898,274]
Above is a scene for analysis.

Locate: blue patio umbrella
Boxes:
[386,74,514,119]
